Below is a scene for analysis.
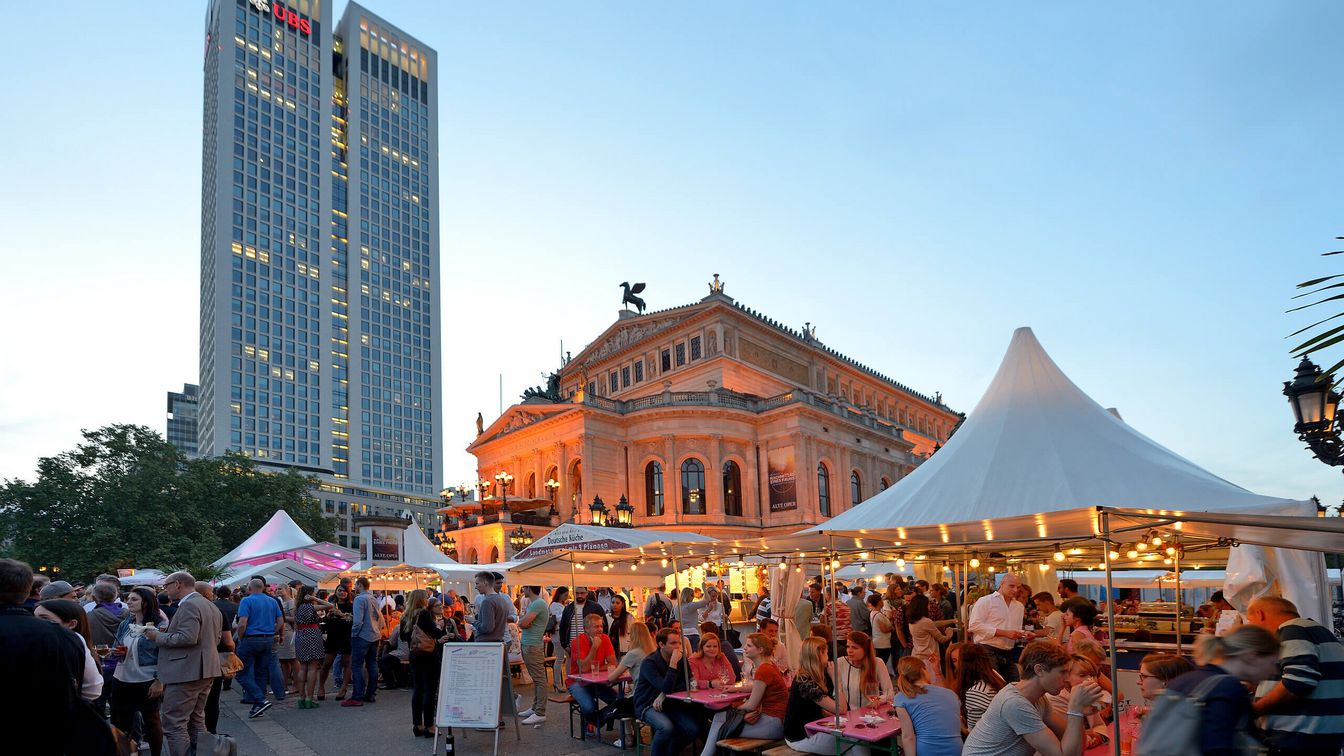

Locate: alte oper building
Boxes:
[452,282,961,560]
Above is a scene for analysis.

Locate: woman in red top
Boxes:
[688,632,737,689]
[699,632,788,756]
[566,612,620,733]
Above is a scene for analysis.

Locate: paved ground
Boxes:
[214,676,622,756]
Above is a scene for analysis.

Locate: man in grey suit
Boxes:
[145,570,224,756]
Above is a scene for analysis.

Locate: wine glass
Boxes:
[718,668,730,690]
[865,684,883,712]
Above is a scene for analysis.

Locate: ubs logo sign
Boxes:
[248,0,312,36]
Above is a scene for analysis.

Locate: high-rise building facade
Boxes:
[198,0,441,500]
[166,384,201,459]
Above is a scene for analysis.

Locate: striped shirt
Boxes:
[1255,617,1344,752]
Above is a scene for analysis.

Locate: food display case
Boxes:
[1110,602,1201,669]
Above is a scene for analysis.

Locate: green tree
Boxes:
[0,424,333,582]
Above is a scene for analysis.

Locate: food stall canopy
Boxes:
[216,558,332,588]
[120,569,168,587]
[800,327,1328,621]
[511,523,716,561]
[1063,569,1230,589]
[211,509,357,571]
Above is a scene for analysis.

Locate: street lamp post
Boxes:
[508,525,533,554]
[1284,356,1344,517]
[612,494,634,528]
[589,495,608,526]
[544,477,561,524]
[495,470,514,521]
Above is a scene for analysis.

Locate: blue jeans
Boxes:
[236,635,275,703]
[640,704,702,756]
[351,636,380,701]
[567,681,620,725]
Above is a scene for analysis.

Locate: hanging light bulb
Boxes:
[1126,548,1139,559]
[859,551,870,560]
[1038,563,1050,573]
[795,565,802,573]
[1136,541,1147,551]
[859,565,867,573]
[778,559,787,571]
[988,565,997,573]
[1108,549,1119,560]
[969,557,980,569]
[630,563,638,571]
[1070,547,1083,556]
[1152,533,1163,547]
[1165,546,1177,556]
[576,563,586,570]
[661,558,669,568]
[1163,558,1173,565]
[897,554,907,568]
[831,558,841,570]
[1096,562,1106,570]
[1053,545,1065,562]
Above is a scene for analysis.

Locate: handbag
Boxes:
[410,623,437,654]
[220,651,245,678]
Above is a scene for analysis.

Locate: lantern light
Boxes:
[1053,545,1065,562]
[968,556,980,568]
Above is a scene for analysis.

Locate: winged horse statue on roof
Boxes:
[620,282,647,314]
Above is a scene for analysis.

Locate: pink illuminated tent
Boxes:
[211,510,357,573]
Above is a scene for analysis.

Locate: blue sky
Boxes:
[2,2,1342,507]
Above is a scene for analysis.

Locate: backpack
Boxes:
[1134,673,1233,756]
[646,594,672,629]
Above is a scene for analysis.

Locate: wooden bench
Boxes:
[718,738,784,755]
[762,746,811,756]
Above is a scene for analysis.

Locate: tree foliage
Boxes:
[0,424,334,582]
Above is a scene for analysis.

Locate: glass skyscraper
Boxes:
[198,0,441,499]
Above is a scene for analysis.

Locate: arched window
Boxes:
[490,545,500,563]
[681,458,705,514]
[469,547,479,564]
[851,471,863,506]
[879,476,891,492]
[722,461,742,517]
[817,463,831,517]
[525,472,536,499]
[646,461,664,516]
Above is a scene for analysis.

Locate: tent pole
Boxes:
[827,536,841,726]
[671,554,689,692]
[1101,512,1121,756]
[1174,542,1183,657]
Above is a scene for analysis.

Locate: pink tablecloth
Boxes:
[667,687,751,711]
[567,670,631,686]
[804,708,901,743]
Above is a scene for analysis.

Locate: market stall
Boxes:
[211,509,357,574]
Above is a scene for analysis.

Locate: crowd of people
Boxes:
[2,558,1341,756]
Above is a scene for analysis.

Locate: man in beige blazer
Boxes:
[146,570,224,756]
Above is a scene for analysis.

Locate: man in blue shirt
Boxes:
[636,628,703,756]
[343,577,382,706]
[235,578,283,717]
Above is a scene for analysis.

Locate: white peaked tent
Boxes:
[211,510,356,572]
[343,521,458,573]
[806,327,1334,623]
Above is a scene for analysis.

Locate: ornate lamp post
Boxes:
[589,495,608,526]
[1284,356,1344,517]
[495,470,514,520]
[612,494,635,528]
[545,477,560,514]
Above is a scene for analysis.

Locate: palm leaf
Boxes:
[1293,281,1344,298]
[1287,292,1344,314]
[1287,312,1344,339]
[1292,329,1344,356]
[1297,274,1344,288]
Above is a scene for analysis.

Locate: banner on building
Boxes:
[369,527,403,564]
[767,445,797,512]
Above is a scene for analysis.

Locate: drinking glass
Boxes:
[718,669,729,689]
[865,684,883,711]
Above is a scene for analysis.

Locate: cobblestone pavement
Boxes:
[213,676,625,756]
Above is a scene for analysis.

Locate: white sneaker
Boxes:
[613,739,624,749]
[518,708,534,718]
[522,713,547,725]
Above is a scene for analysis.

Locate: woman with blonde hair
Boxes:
[892,657,963,756]
[784,637,867,756]
[1147,625,1279,756]
[609,621,655,684]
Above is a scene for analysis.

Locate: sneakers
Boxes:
[522,713,547,725]
[340,699,364,707]
[518,708,534,718]
[248,700,273,719]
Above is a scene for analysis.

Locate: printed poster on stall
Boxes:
[767,445,797,512]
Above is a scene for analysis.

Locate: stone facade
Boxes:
[464,288,962,540]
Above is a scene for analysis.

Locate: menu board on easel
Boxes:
[436,642,503,729]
